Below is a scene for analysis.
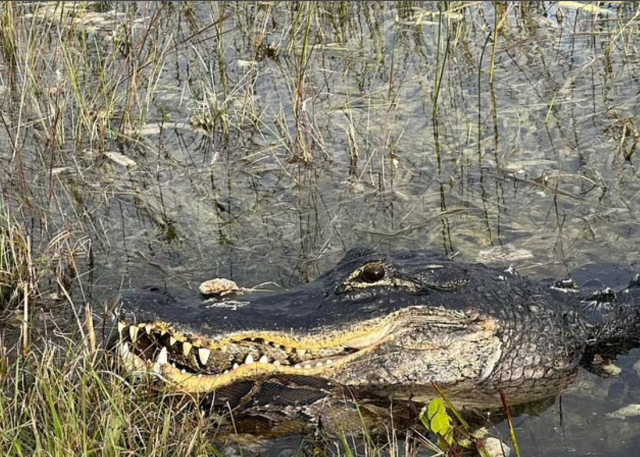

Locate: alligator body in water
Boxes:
[116,248,640,436]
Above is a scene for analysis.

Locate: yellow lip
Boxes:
[118,335,392,393]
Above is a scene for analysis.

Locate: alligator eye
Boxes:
[361,263,385,283]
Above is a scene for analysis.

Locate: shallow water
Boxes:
[2,1,640,455]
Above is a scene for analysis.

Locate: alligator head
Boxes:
[116,249,591,409]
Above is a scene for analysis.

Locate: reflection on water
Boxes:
[1,1,640,455]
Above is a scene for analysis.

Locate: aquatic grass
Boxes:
[432,2,450,121]
[0,205,36,314]
[431,1,452,174]
[291,2,316,163]
[0,191,94,357]
[0,2,183,165]
[0,1,225,272]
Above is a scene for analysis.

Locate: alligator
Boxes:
[115,248,640,437]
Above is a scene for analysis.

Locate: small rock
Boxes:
[476,244,534,264]
[103,150,137,168]
[606,404,640,419]
[481,437,511,457]
[599,361,622,377]
[199,278,241,296]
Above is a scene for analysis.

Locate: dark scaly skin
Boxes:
[115,248,640,437]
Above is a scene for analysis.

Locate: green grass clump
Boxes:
[0,340,223,457]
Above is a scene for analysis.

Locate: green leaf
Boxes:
[427,397,446,420]
[421,398,454,446]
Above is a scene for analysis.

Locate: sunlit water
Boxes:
[2,2,640,455]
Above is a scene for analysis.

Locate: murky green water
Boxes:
[2,1,640,455]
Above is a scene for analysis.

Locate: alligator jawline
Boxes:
[116,321,394,392]
[118,344,364,393]
[116,307,482,393]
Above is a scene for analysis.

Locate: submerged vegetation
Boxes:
[1,1,640,455]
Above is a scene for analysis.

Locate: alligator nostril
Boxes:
[361,263,385,283]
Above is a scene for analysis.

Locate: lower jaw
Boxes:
[117,340,347,393]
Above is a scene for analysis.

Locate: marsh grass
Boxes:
[0,205,35,313]
[0,339,223,457]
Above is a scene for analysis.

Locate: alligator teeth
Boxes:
[304,364,312,369]
[326,359,333,366]
[182,342,192,357]
[159,329,168,336]
[294,364,301,369]
[316,361,323,368]
[245,354,254,364]
[259,355,269,364]
[150,362,162,375]
[273,360,281,366]
[157,347,168,365]
[129,326,139,342]
[119,342,131,357]
[198,348,211,365]
[145,324,153,335]
[232,363,239,370]
[224,370,229,374]
[169,336,177,346]
[117,322,126,336]
[297,349,307,356]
